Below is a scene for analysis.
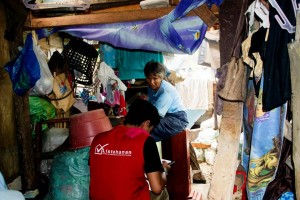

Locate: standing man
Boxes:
[90,99,169,200]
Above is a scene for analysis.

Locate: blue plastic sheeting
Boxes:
[36,0,223,54]
[5,33,41,96]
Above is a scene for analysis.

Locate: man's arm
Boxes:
[146,171,167,194]
[144,137,168,194]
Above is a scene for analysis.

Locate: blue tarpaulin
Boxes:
[36,0,223,54]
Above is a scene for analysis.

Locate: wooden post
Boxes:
[1,0,37,190]
[0,2,21,184]
[14,93,37,190]
[288,11,300,200]
[208,101,243,199]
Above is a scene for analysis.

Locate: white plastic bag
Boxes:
[30,34,53,96]
[40,127,69,176]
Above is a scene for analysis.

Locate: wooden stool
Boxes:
[161,130,191,200]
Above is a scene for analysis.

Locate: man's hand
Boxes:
[162,161,171,175]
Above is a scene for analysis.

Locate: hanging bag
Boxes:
[48,73,76,112]
[4,33,41,96]
[30,32,54,96]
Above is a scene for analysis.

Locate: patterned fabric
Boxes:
[243,74,287,200]
[279,192,294,200]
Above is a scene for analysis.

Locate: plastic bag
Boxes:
[40,128,69,176]
[29,96,56,124]
[44,147,90,200]
[4,33,41,96]
[29,36,53,96]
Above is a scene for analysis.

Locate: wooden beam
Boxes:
[24,6,175,29]
[192,3,218,27]
[24,3,218,29]
[191,142,211,149]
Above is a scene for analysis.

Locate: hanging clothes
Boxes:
[99,42,163,80]
[97,62,127,93]
[116,48,163,80]
[99,43,117,69]
[243,73,287,200]
[203,28,221,69]
[175,68,214,110]
[242,30,264,82]
[104,79,120,107]
[262,138,295,200]
[262,0,296,111]
[119,94,127,116]
[248,27,268,97]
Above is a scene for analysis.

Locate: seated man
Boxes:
[144,61,206,184]
[89,99,170,200]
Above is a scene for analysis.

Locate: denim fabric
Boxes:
[151,110,188,142]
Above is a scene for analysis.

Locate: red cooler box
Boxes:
[69,109,112,149]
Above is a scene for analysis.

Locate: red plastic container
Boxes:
[69,109,112,149]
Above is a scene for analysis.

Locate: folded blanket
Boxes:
[140,0,169,9]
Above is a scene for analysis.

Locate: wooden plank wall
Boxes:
[288,12,300,200]
[1,0,37,190]
[0,2,21,184]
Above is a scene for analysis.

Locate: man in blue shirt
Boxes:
[144,61,188,141]
[144,61,206,184]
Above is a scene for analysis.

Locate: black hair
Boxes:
[144,61,166,79]
[123,99,160,127]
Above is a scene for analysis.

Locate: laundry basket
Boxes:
[62,39,98,85]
